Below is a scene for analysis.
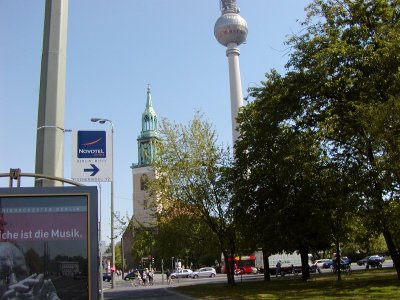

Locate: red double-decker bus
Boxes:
[222,254,257,274]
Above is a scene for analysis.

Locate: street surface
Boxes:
[103,273,202,300]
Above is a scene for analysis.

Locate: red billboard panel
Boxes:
[0,208,87,241]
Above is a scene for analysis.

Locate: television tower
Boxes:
[214,0,248,144]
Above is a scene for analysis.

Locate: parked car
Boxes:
[357,255,385,267]
[314,259,333,269]
[124,270,139,281]
[331,259,352,273]
[103,273,112,282]
[369,255,385,263]
[170,269,193,279]
[341,256,351,265]
[190,267,216,278]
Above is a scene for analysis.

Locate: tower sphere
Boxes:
[214,13,248,47]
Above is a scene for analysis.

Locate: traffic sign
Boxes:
[71,130,113,182]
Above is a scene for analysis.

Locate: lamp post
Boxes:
[91,117,115,289]
[97,182,104,300]
[185,249,189,269]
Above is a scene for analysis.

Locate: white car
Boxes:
[190,267,216,278]
[314,259,333,269]
[170,268,193,279]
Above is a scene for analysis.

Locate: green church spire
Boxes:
[141,85,157,133]
[136,85,159,167]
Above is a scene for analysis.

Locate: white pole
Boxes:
[226,43,244,144]
[97,183,104,300]
[35,0,68,186]
[110,124,115,289]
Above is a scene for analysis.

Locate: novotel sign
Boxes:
[77,130,107,158]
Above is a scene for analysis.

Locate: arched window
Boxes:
[144,115,150,130]
[149,116,154,130]
[140,174,148,190]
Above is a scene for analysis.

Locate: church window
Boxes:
[140,174,148,190]
[144,115,150,130]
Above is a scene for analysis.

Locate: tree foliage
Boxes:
[235,71,336,281]
[236,0,400,279]
[147,113,239,284]
[153,213,221,269]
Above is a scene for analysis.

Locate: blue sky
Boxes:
[0,0,311,245]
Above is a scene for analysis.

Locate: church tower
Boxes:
[137,85,158,167]
[131,86,159,228]
[123,86,159,269]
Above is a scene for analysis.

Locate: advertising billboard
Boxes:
[0,186,98,300]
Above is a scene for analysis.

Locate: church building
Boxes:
[122,86,159,269]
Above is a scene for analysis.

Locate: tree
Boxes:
[147,113,239,285]
[235,78,335,281]
[321,162,361,280]
[153,211,221,270]
[114,242,122,270]
[280,0,400,278]
[130,228,155,268]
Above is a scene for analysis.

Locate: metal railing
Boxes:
[0,168,82,187]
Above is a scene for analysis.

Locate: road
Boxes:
[103,273,220,300]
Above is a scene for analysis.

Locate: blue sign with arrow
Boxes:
[84,164,100,176]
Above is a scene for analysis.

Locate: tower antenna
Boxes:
[220,0,239,14]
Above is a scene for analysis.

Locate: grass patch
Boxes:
[173,269,400,299]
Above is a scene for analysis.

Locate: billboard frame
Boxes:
[0,186,98,300]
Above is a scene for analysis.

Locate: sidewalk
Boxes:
[103,272,197,289]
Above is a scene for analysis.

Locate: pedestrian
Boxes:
[148,268,154,285]
[276,260,282,277]
[142,268,148,286]
[166,268,172,284]
[133,270,141,287]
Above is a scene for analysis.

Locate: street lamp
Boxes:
[97,182,104,300]
[91,117,115,289]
